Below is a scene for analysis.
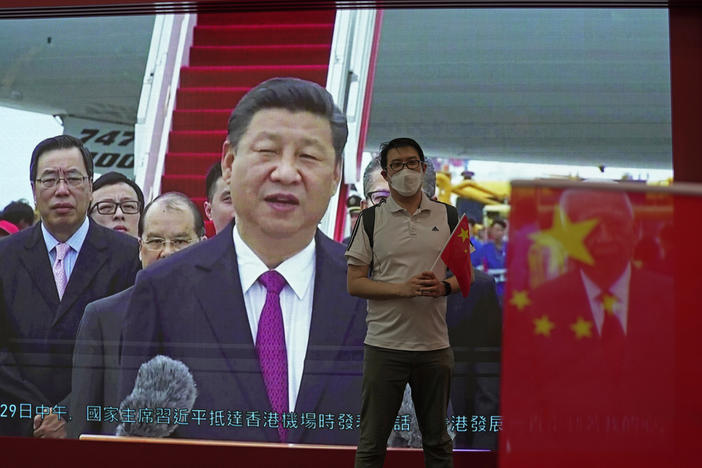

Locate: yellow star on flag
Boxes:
[533,315,555,337]
[458,227,470,242]
[570,317,593,339]
[509,290,531,311]
[529,206,598,266]
[600,293,619,315]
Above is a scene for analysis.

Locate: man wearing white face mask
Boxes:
[346,138,460,468]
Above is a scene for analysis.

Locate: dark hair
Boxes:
[346,194,362,208]
[379,137,425,170]
[492,219,507,229]
[362,154,435,199]
[1,200,34,226]
[92,171,145,214]
[205,162,223,202]
[226,77,348,163]
[30,134,94,182]
[138,192,205,238]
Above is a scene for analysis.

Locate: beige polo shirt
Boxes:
[345,192,452,351]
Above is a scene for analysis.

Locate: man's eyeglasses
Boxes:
[142,237,196,252]
[367,190,390,206]
[35,171,89,189]
[91,200,142,215]
[387,159,422,172]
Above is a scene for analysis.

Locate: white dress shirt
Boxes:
[233,225,315,411]
[42,216,90,283]
[580,264,631,336]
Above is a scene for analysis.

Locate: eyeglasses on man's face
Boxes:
[142,237,196,252]
[367,190,390,206]
[35,170,89,190]
[387,159,422,172]
[91,200,142,215]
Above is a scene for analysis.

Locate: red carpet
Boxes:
[161,10,335,221]
[179,65,327,88]
[197,10,335,26]
[189,45,332,67]
[194,24,334,46]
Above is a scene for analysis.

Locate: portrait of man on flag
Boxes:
[501,181,676,463]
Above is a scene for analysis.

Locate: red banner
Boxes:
[501,180,702,467]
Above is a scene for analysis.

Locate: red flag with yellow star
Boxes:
[439,213,473,297]
[500,180,694,468]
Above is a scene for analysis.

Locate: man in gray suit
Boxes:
[68,192,207,437]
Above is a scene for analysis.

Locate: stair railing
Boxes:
[134,13,196,202]
[320,8,380,238]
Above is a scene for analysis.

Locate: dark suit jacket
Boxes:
[119,225,366,444]
[0,220,140,436]
[68,287,132,438]
[509,267,674,452]
[446,269,502,449]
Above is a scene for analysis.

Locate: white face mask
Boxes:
[389,168,423,197]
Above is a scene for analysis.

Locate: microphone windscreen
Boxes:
[116,355,197,437]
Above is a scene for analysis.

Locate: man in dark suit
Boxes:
[119,78,366,444]
[446,269,501,449]
[510,186,675,454]
[69,192,207,438]
[0,135,140,437]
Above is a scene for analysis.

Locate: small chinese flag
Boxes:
[440,214,473,297]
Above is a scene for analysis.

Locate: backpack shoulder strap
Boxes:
[362,204,377,249]
[445,203,459,233]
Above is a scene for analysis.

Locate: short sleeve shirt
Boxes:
[345,192,452,351]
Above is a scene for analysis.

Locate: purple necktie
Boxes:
[53,243,70,300]
[255,270,288,442]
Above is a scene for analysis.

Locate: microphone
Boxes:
[387,384,456,448]
[116,355,197,437]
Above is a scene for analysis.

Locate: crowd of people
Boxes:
[0,78,500,466]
